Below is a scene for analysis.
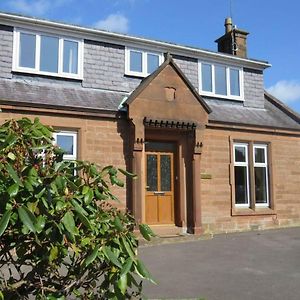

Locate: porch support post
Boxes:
[192,153,202,234]
[131,117,145,224]
[132,147,143,223]
[192,127,205,234]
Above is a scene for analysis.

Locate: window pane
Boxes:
[201,63,212,92]
[40,35,59,73]
[215,65,227,95]
[255,167,268,204]
[230,69,240,96]
[145,141,176,152]
[160,155,171,191]
[147,155,157,191]
[255,147,266,164]
[19,33,36,68]
[235,146,246,162]
[57,135,74,155]
[130,51,142,72]
[63,40,78,74]
[234,166,249,205]
[147,54,159,74]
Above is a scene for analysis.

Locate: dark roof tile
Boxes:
[0,79,127,112]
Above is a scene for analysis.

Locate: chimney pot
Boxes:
[225,17,233,34]
[215,17,249,58]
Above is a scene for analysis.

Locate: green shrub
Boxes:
[0,118,155,299]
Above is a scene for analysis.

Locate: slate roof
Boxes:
[0,79,127,112]
[0,78,299,131]
[206,94,300,130]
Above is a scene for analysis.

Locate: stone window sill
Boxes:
[231,208,276,216]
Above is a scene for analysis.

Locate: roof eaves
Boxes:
[0,98,121,116]
[0,11,271,70]
[264,91,300,124]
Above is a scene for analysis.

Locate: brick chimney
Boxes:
[215,17,249,58]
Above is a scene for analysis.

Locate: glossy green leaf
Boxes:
[82,186,89,195]
[84,189,94,205]
[6,163,23,187]
[7,183,19,198]
[118,274,127,295]
[120,258,133,277]
[49,246,58,263]
[103,246,122,268]
[18,205,36,233]
[121,237,136,261]
[76,211,92,230]
[35,215,46,233]
[24,180,34,192]
[55,176,66,192]
[71,199,88,216]
[114,216,123,231]
[0,210,11,236]
[3,133,17,148]
[94,188,108,200]
[118,168,137,178]
[55,200,66,211]
[27,201,38,213]
[110,176,124,187]
[36,187,46,198]
[62,211,78,235]
[108,167,117,176]
[139,223,155,241]
[136,259,156,284]
[83,245,99,267]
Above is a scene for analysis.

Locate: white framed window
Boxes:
[233,142,270,208]
[53,131,77,161]
[199,61,244,100]
[13,28,84,79]
[253,145,269,207]
[125,47,163,77]
[234,143,250,207]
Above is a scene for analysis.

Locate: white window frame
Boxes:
[233,143,250,208]
[199,61,244,101]
[53,131,77,161]
[125,47,163,77]
[13,28,84,80]
[253,144,269,207]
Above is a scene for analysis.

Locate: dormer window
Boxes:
[13,29,83,79]
[125,48,163,77]
[199,61,243,100]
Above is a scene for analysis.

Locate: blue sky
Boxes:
[1,0,300,113]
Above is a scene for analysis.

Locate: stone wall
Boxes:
[200,127,300,233]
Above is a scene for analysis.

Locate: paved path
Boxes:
[139,227,300,300]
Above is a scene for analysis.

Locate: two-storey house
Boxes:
[0,12,299,235]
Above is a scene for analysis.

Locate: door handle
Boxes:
[154,191,165,195]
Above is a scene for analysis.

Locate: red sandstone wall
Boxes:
[201,128,300,233]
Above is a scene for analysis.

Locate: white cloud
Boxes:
[10,0,70,16]
[94,14,129,33]
[267,80,300,103]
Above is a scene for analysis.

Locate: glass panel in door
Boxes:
[146,154,158,191]
[160,154,171,191]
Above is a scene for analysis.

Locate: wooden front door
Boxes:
[145,151,174,224]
